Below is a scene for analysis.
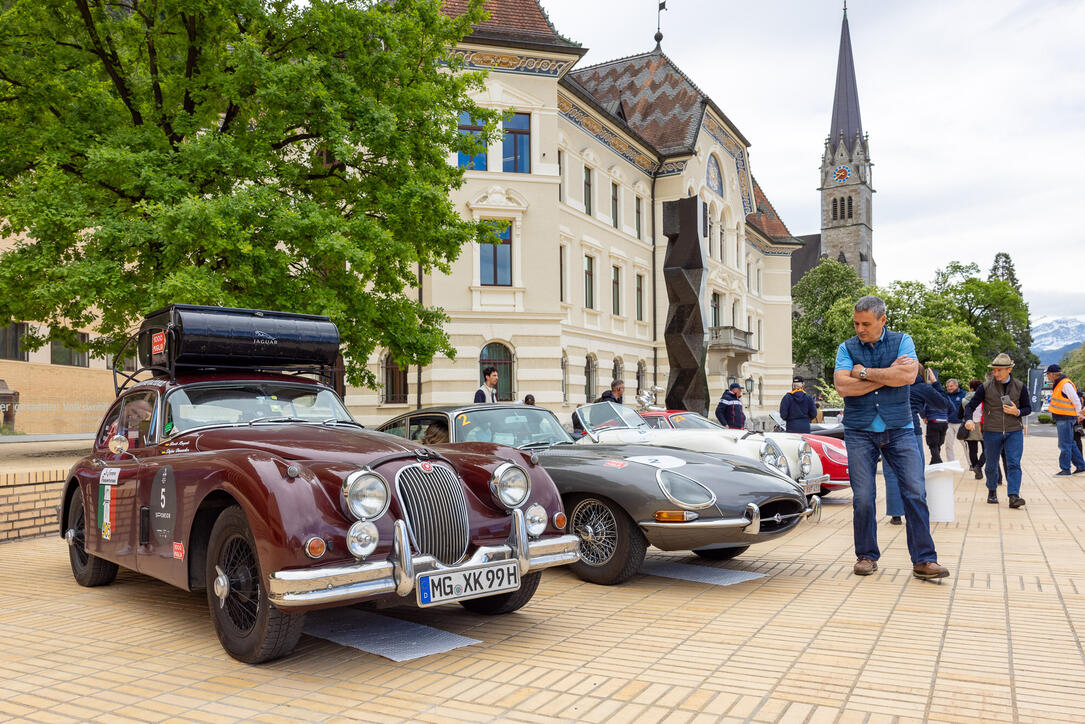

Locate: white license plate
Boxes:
[802,475,829,495]
[417,561,520,606]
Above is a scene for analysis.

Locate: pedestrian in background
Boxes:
[922,378,950,464]
[834,294,948,580]
[964,353,1031,508]
[780,376,817,433]
[882,365,949,525]
[961,380,986,479]
[715,382,746,429]
[935,377,967,463]
[596,379,624,405]
[1045,363,1085,475]
[523,394,536,406]
[474,366,498,403]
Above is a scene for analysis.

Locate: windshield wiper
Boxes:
[248,416,309,425]
[322,418,365,428]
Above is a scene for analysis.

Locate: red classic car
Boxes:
[801,434,851,495]
[59,305,578,663]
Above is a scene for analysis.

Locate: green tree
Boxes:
[987,252,1038,370]
[0,0,502,385]
[1060,344,1085,392]
[879,281,980,383]
[792,258,864,379]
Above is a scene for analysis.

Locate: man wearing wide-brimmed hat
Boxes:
[964,353,1032,508]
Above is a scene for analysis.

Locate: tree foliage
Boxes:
[0,0,501,385]
[791,258,864,379]
[1060,344,1085,392]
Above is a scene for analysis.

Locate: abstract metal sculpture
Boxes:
[661,196,709,416]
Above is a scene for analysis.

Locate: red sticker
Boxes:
[604,460,628,469]
[151,331,166,354]
[172,541,184,559]
[420,461,433,472]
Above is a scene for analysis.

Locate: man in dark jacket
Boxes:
[715,382,746,429]
[780,376,817,433]
[933,377,967,464]
[963,353,1032,508]
[595,379,624,405]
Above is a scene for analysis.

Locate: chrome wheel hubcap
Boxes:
[213,565,230,608]
[571,499,617,566]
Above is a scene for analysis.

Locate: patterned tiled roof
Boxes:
[442,0,582,52]
[745,178,796,241]
[567,49,708,156]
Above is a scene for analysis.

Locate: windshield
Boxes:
[576,402,650,433]
[164,382,353,435]
[453,407,573,447]
[667,412,723,430]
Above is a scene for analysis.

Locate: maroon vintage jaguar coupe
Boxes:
[59,305,578,663]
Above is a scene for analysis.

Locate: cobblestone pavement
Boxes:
[2,435,1083,723]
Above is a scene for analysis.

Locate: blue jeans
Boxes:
[845,427,938,564]
[982,430,1023,495]
[882,432,925,517]
[1054,417,1085,472]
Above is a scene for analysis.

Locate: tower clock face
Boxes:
[833,165,851,183]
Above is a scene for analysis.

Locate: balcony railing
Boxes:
[707,325,754,350]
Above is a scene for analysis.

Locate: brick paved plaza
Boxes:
[1,435,1083,723]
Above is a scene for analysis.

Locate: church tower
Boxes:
[819,6,874,284]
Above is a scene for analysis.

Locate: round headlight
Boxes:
[346,520,379,559]
[800,442,814,476]
[342,471,390,520]
[657,469,716,509]
[491,462,530,508]
[525,503,547,537]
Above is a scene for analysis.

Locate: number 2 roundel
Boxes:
[833,165,851,183]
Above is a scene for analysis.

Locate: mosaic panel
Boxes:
[702,115,755,214]
[449,49,575,77]
[557,93,657,176]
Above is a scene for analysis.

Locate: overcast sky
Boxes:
[540,0,1085,320]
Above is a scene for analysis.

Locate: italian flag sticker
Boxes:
[98,484,115,541]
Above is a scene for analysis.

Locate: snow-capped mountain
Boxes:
[1031,315,1085,365]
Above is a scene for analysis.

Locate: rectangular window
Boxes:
[502,113,531,173]
[584,255,595,309]
[559,246,566,302]
[383,356,408,404]
[457,112,487,170]
[0,322,27,361]
[711,293,721,327]
[480,220,512,286]
[51,333,88,367]
[557,149,564,202]
[583,166,593,216]
[757,319,763,351]
[611,183,620,229]
[635,196,643,239]
[611,266,621,315]
[635,274,644,321]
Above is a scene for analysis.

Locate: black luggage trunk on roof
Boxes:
[138,304,340,372]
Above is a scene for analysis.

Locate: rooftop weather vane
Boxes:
[655,0,667,46]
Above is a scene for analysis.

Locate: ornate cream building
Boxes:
[348,0,803,426]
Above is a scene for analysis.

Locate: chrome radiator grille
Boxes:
[395,463,470,565]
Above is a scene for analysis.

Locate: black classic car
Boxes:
[59,305,579,663]
[379,405,819,585]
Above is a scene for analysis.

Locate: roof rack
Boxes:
[112,305,341,395]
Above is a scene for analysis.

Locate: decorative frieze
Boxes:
[702,115,755,214]
[557,94,657,176]
[450,49,575,77]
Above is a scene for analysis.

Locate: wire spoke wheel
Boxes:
[571,498,618,566]
[71,505,90,567]
[219,535,260,634]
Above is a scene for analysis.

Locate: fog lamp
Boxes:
[525,503,547,537]
[346,520,379,559]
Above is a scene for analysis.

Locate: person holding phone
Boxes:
[963,353,1032,508]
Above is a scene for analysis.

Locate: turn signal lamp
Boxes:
[553,512,568,530]
[654,510,699,522]
[304,536,327,559]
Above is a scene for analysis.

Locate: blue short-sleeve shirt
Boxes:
[835,329,917,432]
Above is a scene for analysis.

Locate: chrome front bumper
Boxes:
[268,508,580,608]
[639,495,822,536]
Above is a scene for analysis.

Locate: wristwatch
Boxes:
[859,367,868,380]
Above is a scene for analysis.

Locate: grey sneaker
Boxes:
[854,558,878,576]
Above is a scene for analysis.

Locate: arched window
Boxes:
[847,196,853,219]
[382,353,408,404]
[480,342,514,401]
[584,355,597,402]
[831,197,838,220]
[636,361,647,396]
[561,353,569,403]
[612,357,623,385]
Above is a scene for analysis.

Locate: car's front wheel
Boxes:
[205,506,305,664]
[67,485,118,587]
[692,545,750,561]
[565,493,646,585]
[459,571,541,614]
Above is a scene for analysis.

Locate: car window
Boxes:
[96,400,123,449]
[163,382,353,434]
[640,415,669,429]
[452,408,572,447]
[409,415,449,444]
[379,419,407,438]
[577,402,649,433]
[668,413,723,430]
[119,391,158,448]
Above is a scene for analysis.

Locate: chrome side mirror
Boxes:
[108,435,130,455]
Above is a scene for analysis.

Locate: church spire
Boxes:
[828,5,863,151]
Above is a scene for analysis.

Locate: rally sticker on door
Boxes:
[150,467,177,546]
[98,484,115,541]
